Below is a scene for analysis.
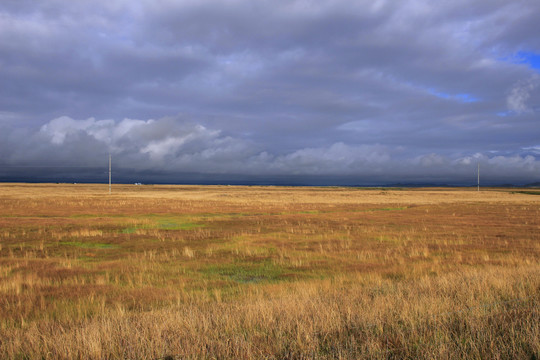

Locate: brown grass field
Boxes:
[0,183,539,359]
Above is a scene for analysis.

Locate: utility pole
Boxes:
[477,162,480,192]
[109,154,111,194]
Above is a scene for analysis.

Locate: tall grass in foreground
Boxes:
[2,266,538,359]
[0,184,538,359]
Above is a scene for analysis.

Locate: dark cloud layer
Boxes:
[1,0,539,184]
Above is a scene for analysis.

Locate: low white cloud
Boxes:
[35,115,254,170]
[487,154,538,172]
[270,143,392,175]
[414,153,446,167]
[40,116,117,145]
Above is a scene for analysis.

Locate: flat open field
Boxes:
[0,183,539,359]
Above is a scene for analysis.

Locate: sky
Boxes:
[1,0,540,185]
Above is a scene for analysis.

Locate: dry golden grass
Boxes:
[0,183,539,359]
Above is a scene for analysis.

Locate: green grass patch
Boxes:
[120,215,205,233]
[202,261,286,284]
[121,227,138,234]
[157,221,202,230]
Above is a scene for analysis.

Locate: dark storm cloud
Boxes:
[1,0,539,184]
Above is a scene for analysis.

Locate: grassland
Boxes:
[0,183,538,359]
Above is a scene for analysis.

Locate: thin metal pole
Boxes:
[109,154,111,194]
[477,163,480,192]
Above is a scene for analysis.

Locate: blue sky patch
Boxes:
[513,51,540,71]
[428,89,479,103]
